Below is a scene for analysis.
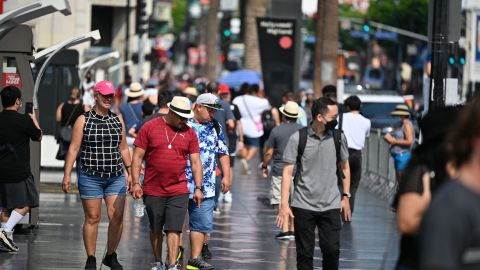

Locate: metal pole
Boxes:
[137,32,145,82]
[429,0,449,110]
[125,0,130,78]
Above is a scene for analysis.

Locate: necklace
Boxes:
[165,127,179,149]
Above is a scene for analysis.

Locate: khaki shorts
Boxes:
[270,175,294,205]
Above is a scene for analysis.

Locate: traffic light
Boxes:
[220,12,232,65]
[448,54,455,65]
[459,48,466,65]
[136,0,148,35]
[363,19,370,32]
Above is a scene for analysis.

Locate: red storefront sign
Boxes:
[2,73,23,88]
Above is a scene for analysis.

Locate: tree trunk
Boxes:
[244,0,267,72]
[313,0,338,98]
[206,0,220,81]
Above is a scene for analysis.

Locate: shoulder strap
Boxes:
[241,96,256,122]
[128,103,140,122]
[64,103,80,127]
[333,129,344,187]
[293,127,308,185]
[211,118,221,147]
[338,112,343,131]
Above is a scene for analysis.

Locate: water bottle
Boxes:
[134,199,145,218]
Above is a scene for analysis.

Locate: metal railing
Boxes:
[361,128,398,202]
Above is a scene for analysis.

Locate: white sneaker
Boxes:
[150,262,164,270]
[223,191,232,203]
[240,159,251,175]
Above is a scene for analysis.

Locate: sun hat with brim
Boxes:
[167,96,194,118]
[183,87,198,97]
[279,101,302,118]
[391,104,411,117]
[196,93,224,111]
[95,80,115,95]
[125,82,145,98]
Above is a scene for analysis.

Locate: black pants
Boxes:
[348,149,362,213]
[292,207,341,270]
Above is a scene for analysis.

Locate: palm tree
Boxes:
[243,0,268,72]
[313,0,339,97]
[206,0,220,80]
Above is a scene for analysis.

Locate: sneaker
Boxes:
[288,231,295,240]
[102,252,123,270]
[150,262,164,270]
[165,263,180,270]
[0,230,18,252]
[85,256,96,270]
[213,208,221,215]
[275,231,291,240]
[201,243,212,260]
[223,191,232,203]
[186,257,214,270]
[240,159,250,175]
[176,246,184,265]
[0,240,11,252]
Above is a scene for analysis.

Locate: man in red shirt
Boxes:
[131,96,203,270]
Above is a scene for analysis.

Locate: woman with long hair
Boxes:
[62,81,132,270]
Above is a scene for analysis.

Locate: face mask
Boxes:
[325,119,338,131]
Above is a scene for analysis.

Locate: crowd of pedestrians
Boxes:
[3,65,480,270]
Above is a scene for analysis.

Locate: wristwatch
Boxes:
[342,192,351,198]
[195,186,202,191]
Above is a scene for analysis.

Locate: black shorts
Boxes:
[0,175,39,209]
[143,194,189,233]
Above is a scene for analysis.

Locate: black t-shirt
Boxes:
[420,180,480,270]
[60,102,84,127]
[0,110,42,182]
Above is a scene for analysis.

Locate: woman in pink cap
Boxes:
[61,80,132,270]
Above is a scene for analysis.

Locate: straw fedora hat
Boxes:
[183,87,198,97]
[125,82,145,98]
[167,96,194,118]
[279,101,302,118]
[391,104,411,117]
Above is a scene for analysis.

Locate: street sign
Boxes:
[469,12,480,82]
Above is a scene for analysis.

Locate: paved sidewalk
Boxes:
[0,164,399,269]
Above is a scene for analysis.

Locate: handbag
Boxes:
[55,140,69,160]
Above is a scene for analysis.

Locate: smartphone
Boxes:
[25,102,33,114]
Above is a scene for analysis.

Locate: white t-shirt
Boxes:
[340,112,371,150]
[233,94,270,138]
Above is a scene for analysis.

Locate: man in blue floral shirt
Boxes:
[185,93,231,270]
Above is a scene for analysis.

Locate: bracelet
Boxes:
[133,183,140,186]
[195,186,202,190]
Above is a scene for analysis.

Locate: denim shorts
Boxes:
[77,169,126,200]
[188,197,215,233]
[244,136,261,148]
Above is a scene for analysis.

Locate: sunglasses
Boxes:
[100,94,114,99]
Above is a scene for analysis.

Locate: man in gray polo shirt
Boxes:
[277,97,351,270]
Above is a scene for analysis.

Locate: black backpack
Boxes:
[261,109,276,136]
[294,125,344,188]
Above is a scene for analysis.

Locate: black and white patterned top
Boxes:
[79,109,124,178]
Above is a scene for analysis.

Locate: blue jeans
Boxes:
[77,169,126,200]
[188,197,215,233]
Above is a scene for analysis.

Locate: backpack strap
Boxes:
[293,127,308,185]
[338,112,343,131]
[333,129,345,188]
[211,118,221,147]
